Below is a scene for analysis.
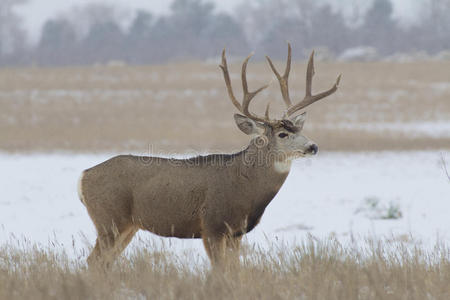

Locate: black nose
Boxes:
[308,144,318,155]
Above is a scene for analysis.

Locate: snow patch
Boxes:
[0,151,449,259]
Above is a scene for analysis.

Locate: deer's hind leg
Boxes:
[82,186,136,269]
[87,223,137,269]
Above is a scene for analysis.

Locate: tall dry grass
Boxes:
[0,61,449,153]
[1,236,449,299]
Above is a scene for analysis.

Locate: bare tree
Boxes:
[235,0,312,51]
[143,0,248,63]
[238,0,349,59]
[37,18,79,65]
[420,0,450,53]
[359,0,398,55]
[59,3,130,41]
[125,10,154,63]
[0,0,28,58]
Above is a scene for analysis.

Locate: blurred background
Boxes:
[2,0,450,65]
[0,0,449,252]
[0,0,449,152]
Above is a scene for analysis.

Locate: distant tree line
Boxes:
[1,0,450,66]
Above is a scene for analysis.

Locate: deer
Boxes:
[78,43,341,268]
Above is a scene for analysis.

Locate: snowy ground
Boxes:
[0,151,449,261]
[314,121,450,138]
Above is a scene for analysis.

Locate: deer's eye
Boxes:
[278,133,288,138]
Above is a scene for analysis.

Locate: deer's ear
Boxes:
[234,114,265,136]
[291,112,307,130]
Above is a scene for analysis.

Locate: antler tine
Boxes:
[220,49,272,124]
[286,51,341,116]
[219,48,243,112]
[240,53,252,95]
[305,50,315,97]
[266,42,292,108]
[265,102,271,120]
[241,53,269,122]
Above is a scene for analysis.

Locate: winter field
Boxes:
[0,61,449,298]
[0,150,449,256]
[1,150,449,299]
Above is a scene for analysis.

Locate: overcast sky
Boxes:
[16,0,424,44]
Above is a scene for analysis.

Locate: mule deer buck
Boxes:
[78,43,341,267]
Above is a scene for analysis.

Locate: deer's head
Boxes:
[220,43,341,160]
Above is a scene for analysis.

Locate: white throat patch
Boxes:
[274,159,293,173]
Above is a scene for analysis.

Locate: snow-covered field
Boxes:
[0,151,449,260]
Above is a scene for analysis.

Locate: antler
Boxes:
[220,49,274,124]
[266,43,292,108]
[266,43,341,117]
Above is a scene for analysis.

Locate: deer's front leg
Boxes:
[225,235,242,252]
[224,235,243,267]
[202,233,226,266]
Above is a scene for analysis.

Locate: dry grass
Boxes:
[1,236,449,299]
[0,60,449,153]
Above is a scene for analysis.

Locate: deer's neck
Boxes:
[240,140,292,179]
[229,141,291,211]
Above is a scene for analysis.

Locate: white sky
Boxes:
[15,0,423,44]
